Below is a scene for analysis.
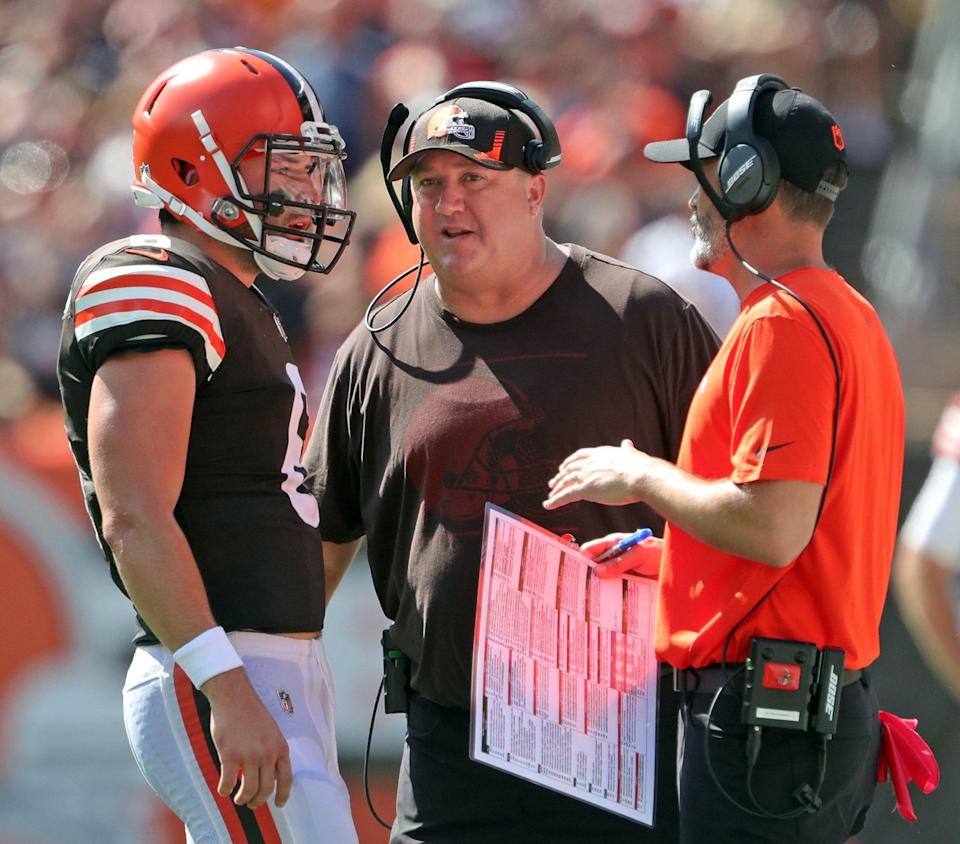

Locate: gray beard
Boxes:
[690,213,728,272]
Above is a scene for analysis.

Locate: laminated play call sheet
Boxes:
[470,504,659,826]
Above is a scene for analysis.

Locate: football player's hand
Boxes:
[544,439,650,510]
[583,534,663,579]
[203,668,292,809]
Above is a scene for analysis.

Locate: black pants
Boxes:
[391,681,681,843]
[677,671,880,844]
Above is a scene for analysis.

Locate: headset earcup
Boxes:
[719,144,761,212]
[719,136,780,217]
[523,139,547,172]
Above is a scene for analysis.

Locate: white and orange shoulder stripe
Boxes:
[74,239,226,372]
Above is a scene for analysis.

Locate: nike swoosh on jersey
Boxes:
[74,264,226,370]
[125,246,170,261]
[755,441,796,459]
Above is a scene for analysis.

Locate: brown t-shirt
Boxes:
[306,244,719,708]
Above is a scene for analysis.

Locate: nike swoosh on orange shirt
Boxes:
[755,441,796,458]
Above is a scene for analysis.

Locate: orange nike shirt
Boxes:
[655,268,905,669]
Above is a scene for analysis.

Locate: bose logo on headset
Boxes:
[724,155,758,195]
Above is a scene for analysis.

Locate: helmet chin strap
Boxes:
[192,110,264,236]
[254,238,308,281]
[135,170,241,249]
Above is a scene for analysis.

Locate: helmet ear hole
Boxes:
[171,158,199,187]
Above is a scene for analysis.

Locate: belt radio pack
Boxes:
[742,637,846,735]
[365,630,412,831]
[381,628,411,714]
[703,637,849,820]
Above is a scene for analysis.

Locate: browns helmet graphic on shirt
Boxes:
[402,371,555,531]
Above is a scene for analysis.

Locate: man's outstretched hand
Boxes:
[543,439,649,510]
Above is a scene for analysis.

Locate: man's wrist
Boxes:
[630,454,661,501]
[173,626,244,689]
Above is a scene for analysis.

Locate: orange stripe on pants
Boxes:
[174,665,283,842]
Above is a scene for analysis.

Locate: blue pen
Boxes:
[593,528,653,563]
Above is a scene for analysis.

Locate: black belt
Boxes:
[673,663,864,695]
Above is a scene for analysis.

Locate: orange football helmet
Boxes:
[131,47,355,279]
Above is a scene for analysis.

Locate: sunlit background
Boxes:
[0,0,957,842]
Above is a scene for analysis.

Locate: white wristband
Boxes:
[173,626,244,689]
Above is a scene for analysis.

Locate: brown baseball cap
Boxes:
[387,96,539,180]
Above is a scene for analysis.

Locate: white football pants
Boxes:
[122,631,358,844]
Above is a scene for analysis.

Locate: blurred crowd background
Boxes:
[0,0,957,842]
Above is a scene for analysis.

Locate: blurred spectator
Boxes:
[895,394,960,703]
[0,0,923,431]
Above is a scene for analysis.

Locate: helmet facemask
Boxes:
[212,126,356,280]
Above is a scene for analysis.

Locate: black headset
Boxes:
[686,73,788,221]
[380,81,562,245]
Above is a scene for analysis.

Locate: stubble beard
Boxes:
[690,207,728,273]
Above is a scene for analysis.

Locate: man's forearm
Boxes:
[544,442,822,567]
[634,457,818,567]
[106,510,220,651]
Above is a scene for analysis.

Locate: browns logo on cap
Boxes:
[388,96,539,180]
[426,104,476,141]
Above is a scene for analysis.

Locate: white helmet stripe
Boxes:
[191,109,263,239]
